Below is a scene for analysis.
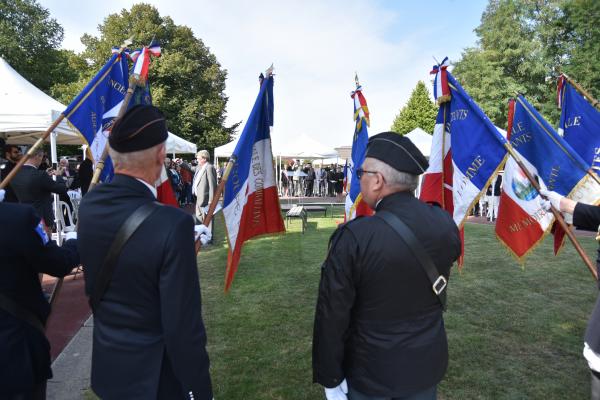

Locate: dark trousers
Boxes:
[592,370,600,400]
[348,384,436,400]
[7,380,46,400]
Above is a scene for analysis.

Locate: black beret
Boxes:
[365,131,429,175]
[109,105,168,153]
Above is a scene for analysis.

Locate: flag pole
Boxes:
[504,99,597,281]
[202,156,236,229]
[562,73,600,111]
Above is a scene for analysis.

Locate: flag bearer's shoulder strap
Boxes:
[374,210,448,311]
[89,201,161,312]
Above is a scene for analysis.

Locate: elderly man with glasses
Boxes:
[313,132,461,400]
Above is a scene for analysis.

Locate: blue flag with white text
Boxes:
[445,72,508,226]
[558,77,600,174]
[512,94,600,203]
[63,53,129,182]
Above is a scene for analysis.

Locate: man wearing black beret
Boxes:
[77,105,213,399]
[313,132,461,400]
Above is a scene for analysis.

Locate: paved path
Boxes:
[47,316,93,400]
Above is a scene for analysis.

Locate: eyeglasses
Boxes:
[355,168,380,179]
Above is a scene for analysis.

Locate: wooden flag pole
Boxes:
[562,73,600,111]
[502,140,597,281]
[203,157,236,228]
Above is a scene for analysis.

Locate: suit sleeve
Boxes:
[312,227,357,388]
[573,203,600,232]
[40,172,68,195]
[160,213,213,400]
[23,209,80,277]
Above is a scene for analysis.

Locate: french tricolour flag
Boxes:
[420,103,466,265]
[222,72,285,292]
[345,83,373,221]
[444,72,508,228]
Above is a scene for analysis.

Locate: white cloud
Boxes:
[40,0,480,149]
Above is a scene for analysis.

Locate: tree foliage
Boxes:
[391,81,437,135]
[74,4,236,151]
[0,0,81,93]
[453,0,600,129]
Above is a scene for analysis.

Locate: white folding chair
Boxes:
[56,200,76,233]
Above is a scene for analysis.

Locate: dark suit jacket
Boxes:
[10,165,68,225]
[573,203,600,353]
[78,159,93,195]
[0,160,18,202]
[0,203,79,396]
[313,192,461,397]
[78,174,212,400]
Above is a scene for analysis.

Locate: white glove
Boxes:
[0,189,4,202]
[324,379,348,400]
[539,189,573,224]
[194,224,212,246]
[65,231,77,240]
[539,189,563,211]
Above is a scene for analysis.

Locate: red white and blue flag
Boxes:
[557,75,600,175]
[422,65,507,226]
[552,75,600,252]
[496,95,600,258]
[344,80,373,221]
[495,99,554,260]
[129,41,161,82]
[63,51,129,182]
[421,62,508,266]
[222,70,284,292]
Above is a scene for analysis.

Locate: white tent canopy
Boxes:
[405,127,432,158]
[167,132,196,154]
[0,57,83,145]
[214,133,338,160]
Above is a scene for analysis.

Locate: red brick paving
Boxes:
[43,272,91,361]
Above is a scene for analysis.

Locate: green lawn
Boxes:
[199,208,599,399]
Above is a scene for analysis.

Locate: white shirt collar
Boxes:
[135,178,157,198]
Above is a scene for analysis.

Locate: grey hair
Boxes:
[109,142,164,170]
[197,150,210,161]
[368,158,419,192]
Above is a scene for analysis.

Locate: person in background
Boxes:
[1,144,23,203]
[78,158,94,196]
[10,148,68,230]
[193,150,217,238]
[313,132,461,400]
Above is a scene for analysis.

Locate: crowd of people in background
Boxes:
[280,159,345,198]
[0,142,94,231]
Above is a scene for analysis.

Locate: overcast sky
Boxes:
[39,0,487,149]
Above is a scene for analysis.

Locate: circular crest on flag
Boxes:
[511,168,538,201]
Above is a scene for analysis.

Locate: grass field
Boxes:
[198,207,599,399]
